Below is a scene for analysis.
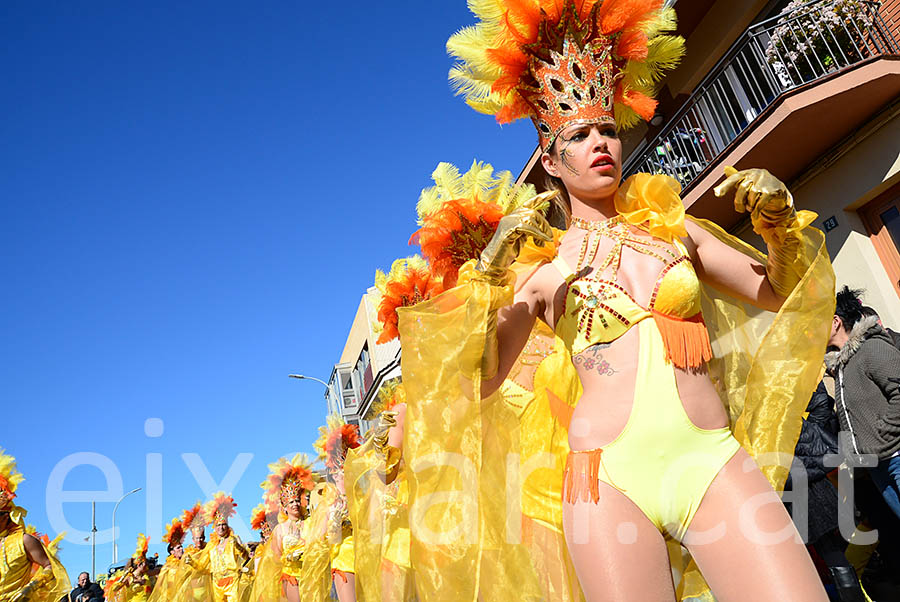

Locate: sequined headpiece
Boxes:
[262,454,315,509]
[163,517,185,546]
[448,0,684,150]
[203,492,237,527]
[0,448,24,510]
[313,415,362,474]
[409,160,538,288]
[250,503,278,539]
[181,502,208,532]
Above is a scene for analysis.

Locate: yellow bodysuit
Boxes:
[207,533,248,602]
[553,219,740,540]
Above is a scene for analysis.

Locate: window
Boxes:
[859,182,900,298]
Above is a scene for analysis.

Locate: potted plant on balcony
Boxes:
[764,0,875,85]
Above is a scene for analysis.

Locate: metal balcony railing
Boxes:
[623,0,899,190]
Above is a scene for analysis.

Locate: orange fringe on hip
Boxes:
[280,574,298,585]
[332,569,350,583]
[652,311,713,370]
[563,449,624,504]
[216,577,234,588]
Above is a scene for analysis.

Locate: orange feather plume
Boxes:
[374,257,444,344]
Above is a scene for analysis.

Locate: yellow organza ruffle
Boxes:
[615,173,687,241]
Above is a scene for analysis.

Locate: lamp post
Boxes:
[112,487,142,564]
[289,374,339,414]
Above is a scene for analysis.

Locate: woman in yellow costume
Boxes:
[202,493,250,602]
[116,534,154,601]
[394,1,836,600]
[148,517,186,602]
[250,454,322,602]
[343,379,415,602]
[248,502,278,575]
[173,501,213,602]
[0,448,70,602]
[311,415,363,602]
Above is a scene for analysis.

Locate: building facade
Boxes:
[325,287,401,433]
[517,0,900,323]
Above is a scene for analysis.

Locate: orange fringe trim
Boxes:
[652,311,713,370]
[563,449,625,504]
[216,577,234,588]
[332,569,350,583]
[280,574,298,585]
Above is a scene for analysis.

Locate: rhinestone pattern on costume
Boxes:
[565,216,681,342]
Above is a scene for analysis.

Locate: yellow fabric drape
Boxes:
[171,544,214,602]
[148,556,187,602]
[345,440,417,601]
[0,525,70,602]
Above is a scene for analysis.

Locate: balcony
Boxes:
[623,0,899,222]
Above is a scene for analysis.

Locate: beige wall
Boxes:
[666,0,769,96]
[789,111,900,328]
[339,296,370,366]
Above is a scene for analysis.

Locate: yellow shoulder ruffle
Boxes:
[615,173,687,241]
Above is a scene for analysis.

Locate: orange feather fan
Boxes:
[374,257,444,344]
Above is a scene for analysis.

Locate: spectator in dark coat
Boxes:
[70,572,104,602]
[786,381,866,601]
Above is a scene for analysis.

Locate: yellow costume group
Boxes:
[2,2,839,601]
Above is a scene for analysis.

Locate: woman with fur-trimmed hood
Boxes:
[826,286,900,520]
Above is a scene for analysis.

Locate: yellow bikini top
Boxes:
[551,174,712,369]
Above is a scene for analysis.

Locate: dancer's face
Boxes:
[172,544,184,559]
[541,122,622,204]
[284,495,308,520]
[214,522,229,538]
[191,527,205,548]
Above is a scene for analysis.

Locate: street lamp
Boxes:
[111,487,142,564]
[289,374,338,414]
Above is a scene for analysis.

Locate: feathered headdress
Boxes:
[0,448,24,506]
[448,0,684,150]
[374,256,444,343]
[163,517,185,546]
[313,414,362,473]
[132,533,149,561]
[203,492,236,527]
[410,160,537,288]
[262,453,315,509]
[366,379,407,420]
[181,502,207,531]
[250,503,279,538]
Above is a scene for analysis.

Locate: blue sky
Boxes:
[0,1,537,579]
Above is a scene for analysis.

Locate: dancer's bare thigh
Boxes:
[684,448,828,602]
[563,482,676,602]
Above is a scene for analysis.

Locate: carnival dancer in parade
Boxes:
[250,454,319,602]
[116,534,154,601]
[343,380,414,601]
[248,502,278,575]
[202,493,250,602]
[0,448,70,602]
[173,501,213,601]
[147,517,186,602]
[311,415,363,602]
[392,1,837,600]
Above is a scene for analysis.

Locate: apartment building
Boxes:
[518,0,900,321]
[324,287,401,433]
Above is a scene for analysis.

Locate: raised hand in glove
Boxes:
[372,410,398,452]
[714,166,794,233]
[476,190,557,284]
[714,166,808,299]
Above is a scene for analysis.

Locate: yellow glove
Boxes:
[475,191,556,284]
[714,166,805,298]
[372,410,398,453]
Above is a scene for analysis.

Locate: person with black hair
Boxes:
[825,286,900,519]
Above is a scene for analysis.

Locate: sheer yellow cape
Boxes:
[0,522,70,602]
[170,544,213,602]
[147,556,187,602]
[344,441,416,601]
[397,173,834,601]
